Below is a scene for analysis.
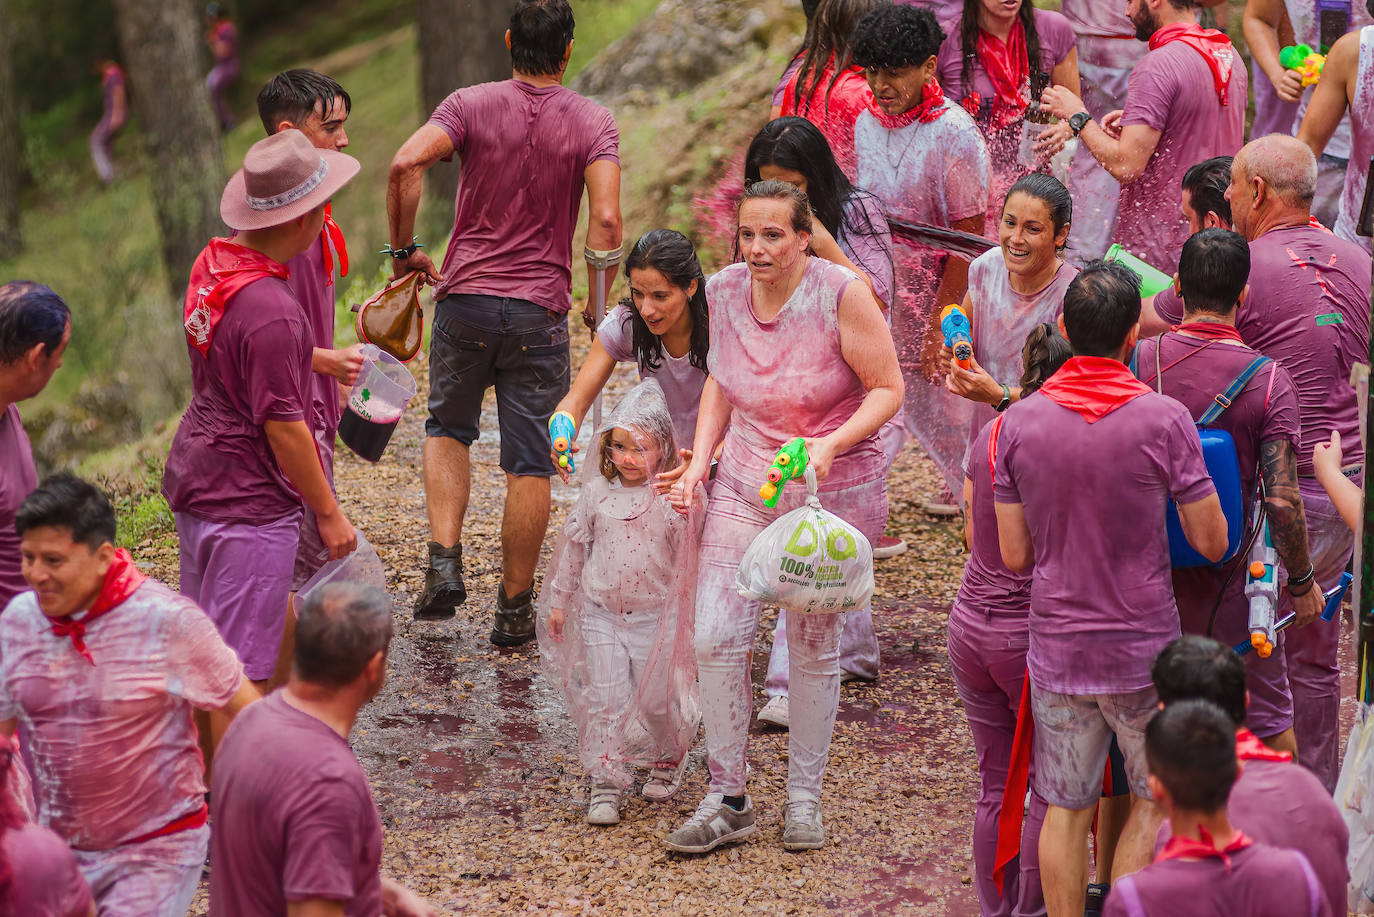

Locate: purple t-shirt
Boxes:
[0,404,37,607]
[427,80,619,313]
[596,304,706,451]
[895,0,962,29]
[163,276,313,525]
[1105,842,1328,917]
[771,55,802,108]
[1117,41,1247,274]
[957,417,1032,618]
[286,233,341,442]
[936,10,1077,123]
[1153,226,1373,475]
[1156,757,1349,917]
[3,823,94,916]
[210,692,383,916]
[838,190,894,309]
[994,389,1216,694]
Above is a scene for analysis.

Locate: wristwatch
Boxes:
[994,383,1012,413]
[1068,111,1091,137]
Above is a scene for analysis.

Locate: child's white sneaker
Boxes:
[586,784,621,826]
[642,759,686,801]
[758,694,790,729]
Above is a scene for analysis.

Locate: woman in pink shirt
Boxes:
[659,180,902,855]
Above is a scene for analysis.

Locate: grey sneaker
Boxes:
[491,583,536,647]
[758,695,790,729]
[663,793,756,853]
[782,798,824,850]
[586,784,621,826]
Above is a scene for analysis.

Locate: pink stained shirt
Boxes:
[0,404,37,607]
[1105,841,1329,917]
[853,102,991,228]
[1335,27,1374,254]
[209,692,383,917]
[595,304,706,452]
[1152,225,1372,474]
[427,80,619,313]
[706,258,884,491]
[839,190,895,310]
[993,390,1216,695]
[3,823,94,916]
[162,275,313,525]
[0,580,243,850]
[957,417,1032,619]
[1117,40,1247,274]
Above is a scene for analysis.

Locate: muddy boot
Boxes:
[490,583,536,646]
[413,542,466,619]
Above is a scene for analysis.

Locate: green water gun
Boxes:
[1279,44,1325,87]
[759,437,809,508]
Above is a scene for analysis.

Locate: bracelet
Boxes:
[381,236,423,260]
[1288,565,1317,590]
[1289,578,1317,598]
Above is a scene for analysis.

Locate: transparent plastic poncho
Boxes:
[536,379,705,788]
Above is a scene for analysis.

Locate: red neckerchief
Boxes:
[320,203,349,285]
[1038,355,1152,423]
[1173,320,1244,344]
[49,549,147,665]
[869,79,947,129]
[1235,726,1293,762]
[976,19,1029,130]
[1158,825,1253,872]
[183,238,290,357]
[1149,22,1234,105]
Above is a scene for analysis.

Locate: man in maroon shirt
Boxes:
[386,0,622,645]
[0,281,70,608]
[1150,635,1349,917]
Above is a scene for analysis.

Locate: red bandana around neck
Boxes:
[1235,727,1293,763]
[1173,320,1244,344]
[1037,355,1152,423]
[976,19,1030,131]
[49,548,147,665]
[320,203,349,285]
[1158,825,1253,871]
[183,238,290,357]
[869,78,947,129]
[1149,22,1234,105]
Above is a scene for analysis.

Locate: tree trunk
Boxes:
[111,0,226,298]
[0,0,23,252]
[414,0,511,210]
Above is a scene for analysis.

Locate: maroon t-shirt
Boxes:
[3,823,94,916]
[1106,841,1328,917]
[956,417,1032,618]
[286,233,341,442]
[1154,225,1373,475]
[994,390,1216,694]
[210,692,383,916]
[427,80,619,313]
[163,276,312,525]
[0,404,37,607]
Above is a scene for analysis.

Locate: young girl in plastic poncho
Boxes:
[537,379,706,827]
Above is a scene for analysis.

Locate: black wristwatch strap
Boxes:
[1069,111,1091,137]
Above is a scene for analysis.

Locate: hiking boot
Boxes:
[586,784,622,826]
[490,583,536,647]
[642,759,687,802]
[782,798,825,850]
[663,793,756,854]
[758,695,790,729]
[413,542,465,619]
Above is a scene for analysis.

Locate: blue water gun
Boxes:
[941,303,973,370]
[1235,571,1351,657]
[549,411,577,474]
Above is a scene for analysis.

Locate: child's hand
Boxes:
[549,608,566,642]
[1313,431,1342,478]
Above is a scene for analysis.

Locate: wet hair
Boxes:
[1181,156,1233,227]
[1151,635,1247,727]
[738,178,813,236]
[257,69,351,135]
[509,0,575,77]
[294,582,394,688]
[1061,260,1141,358]
[1145,699,1239,813]
[0,281,69,365]
[1003,173,1073,248]
[959,0,1042,109]
[803,0,822,21]
[1178,228,1249,317]
[850,5,946,72]
[744,118,886,257]
[15,474,116,551]
[597,423,676,483]
[790,0,886,115]
[1018,323,1072,394]
[621,230,709,373]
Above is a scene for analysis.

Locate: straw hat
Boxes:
[220,129,360,231]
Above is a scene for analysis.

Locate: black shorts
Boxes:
[426,293,571,477]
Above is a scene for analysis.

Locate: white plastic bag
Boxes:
[1340,704,1374,913]
[296,531,388,615]
[735,467,874,614]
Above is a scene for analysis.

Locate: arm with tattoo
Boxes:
[1260,439,1325,625]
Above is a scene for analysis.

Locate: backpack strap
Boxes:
[1198,354,1273,427]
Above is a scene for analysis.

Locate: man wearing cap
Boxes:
[164,129,360,692]
[386,0,622,645]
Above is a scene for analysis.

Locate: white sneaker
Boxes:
[642,758,686,802]
[663,793,756,853]
[782,798,824,850]
[758,695,790,729]
[586,784,621,826]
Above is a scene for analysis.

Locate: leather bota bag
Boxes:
[353,271,423,362]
